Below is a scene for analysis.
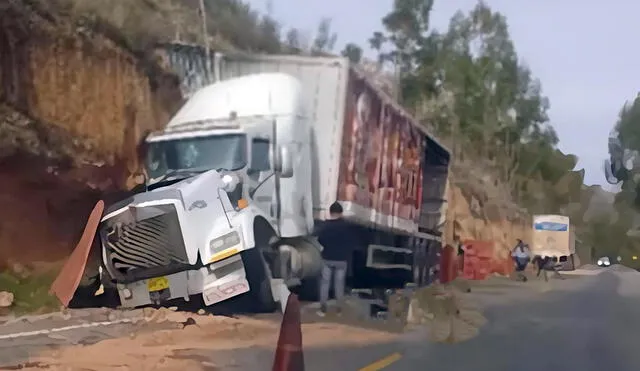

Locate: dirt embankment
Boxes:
[0,1,183,268]
[445,170,531,261]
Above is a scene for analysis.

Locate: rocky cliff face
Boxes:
[0,1,183,267]
[446,184,530,261]
[439,159,532,265]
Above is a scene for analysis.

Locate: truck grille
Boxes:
[101,206,189,278]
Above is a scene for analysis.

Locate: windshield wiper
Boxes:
[149,168,208,185]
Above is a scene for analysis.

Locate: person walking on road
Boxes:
[454,235,465,273]
[512,239,531,282]
[315,201,357,317]
[533,255,564,281]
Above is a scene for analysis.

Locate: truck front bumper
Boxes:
[115,254,249,308]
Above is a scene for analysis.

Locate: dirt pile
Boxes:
[407,283,487,343]
[609,264,638,273]
[0,0,183,267]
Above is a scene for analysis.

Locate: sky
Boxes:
[246,0,640,187]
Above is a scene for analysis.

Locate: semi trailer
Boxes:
[57,51,451,312]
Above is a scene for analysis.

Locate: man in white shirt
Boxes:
[511,239,531,282]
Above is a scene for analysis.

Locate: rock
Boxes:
[60,307,72,320]
[428,318,452,342]
[9,261,30,279]
[458,309,487,328]
[94,284,104,296]
[449,317,480,343]
[0,291,14,307]
[47,333,68,341]
[180,317,197,329]
[107,311,119,321]
[201,361,217,369]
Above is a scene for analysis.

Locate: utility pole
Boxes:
[198,0,212,79]
[393,53,401,102]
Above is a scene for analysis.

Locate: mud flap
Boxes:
[49,200,105,307]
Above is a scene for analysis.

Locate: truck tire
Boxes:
[68,259,101,308]
[241,247,278,313]
[298,275,321,301]
[69,240,119,309]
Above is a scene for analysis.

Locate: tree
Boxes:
[371,0,588,217]
[284,28,302,52]
[311,18,337,55]
[379,0,435,74]
[606,95,640,243]
[341,43,363,63]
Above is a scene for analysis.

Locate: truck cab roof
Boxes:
[165,72,303,132]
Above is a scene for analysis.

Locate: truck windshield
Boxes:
[146,134,247,180]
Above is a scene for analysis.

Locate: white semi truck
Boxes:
[531,214,577,270]
[68,52,451,311]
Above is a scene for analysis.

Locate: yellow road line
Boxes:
[359,352,403,371]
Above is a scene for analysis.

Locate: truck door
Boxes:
[248,137,277,223]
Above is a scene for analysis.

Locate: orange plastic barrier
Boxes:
[463,240,493,258]
[491,258,514,276]
[461,240,495,280]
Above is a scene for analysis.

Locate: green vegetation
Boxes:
[603,93,640,263]
[42,0,330,54]
[363,1,582,213]
[0,269,59,314]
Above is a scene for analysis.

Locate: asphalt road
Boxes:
[200,267,640,371]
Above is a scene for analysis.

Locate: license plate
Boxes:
[147,276,169,292]
[203,278,249,306]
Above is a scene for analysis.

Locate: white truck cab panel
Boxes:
[159,73,315,239]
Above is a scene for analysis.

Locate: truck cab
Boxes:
[97,73,322,311]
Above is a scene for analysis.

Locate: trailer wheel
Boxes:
[297,275,321,301]
[241,247,278,313]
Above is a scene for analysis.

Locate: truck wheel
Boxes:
[241,247,278,313]
[68,269,101,308]
[412,259,424,287]
[69,239,119,309]
[298,276,321,301]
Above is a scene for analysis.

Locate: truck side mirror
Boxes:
[277,145,294,178]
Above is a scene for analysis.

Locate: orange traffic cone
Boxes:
[272,293,304,371]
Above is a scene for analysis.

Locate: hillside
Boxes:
[0,0,191,269]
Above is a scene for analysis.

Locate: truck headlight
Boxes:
[209,231,241,253]
[221,172,240,192]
